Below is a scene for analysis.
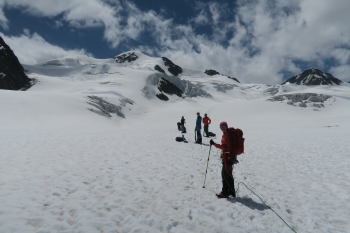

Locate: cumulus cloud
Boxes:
[330,66,350,82]
[0,0,349,83]
[159,0,350,83]
[0,1,8,29]
[0,32,88,64]
[0,0,123,46]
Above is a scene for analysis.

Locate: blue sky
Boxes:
[1,0,350,84]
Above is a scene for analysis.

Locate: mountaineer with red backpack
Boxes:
[210,121,244,198]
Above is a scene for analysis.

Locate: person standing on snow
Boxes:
[195,112,202,144]
[210,121,237,198]
[181,116,185,129]
[180,116,186,133]
[202,113,211,137]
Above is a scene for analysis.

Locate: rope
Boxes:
[209,146,297,232]
[234,182,297,233]
[223,171,297,232]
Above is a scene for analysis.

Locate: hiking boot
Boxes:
[216,192,229,198]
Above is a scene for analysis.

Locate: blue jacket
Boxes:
[196,116,202,129]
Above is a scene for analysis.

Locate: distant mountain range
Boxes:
[281,68,343,85]
[0,36,31,90]
[0,36,348,94]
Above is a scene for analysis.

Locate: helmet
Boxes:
[219,121,228,127]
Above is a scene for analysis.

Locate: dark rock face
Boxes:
[226,76,240,83]
[0,36,30,90]
[205,69,220,76]
[161,57,182,76]
[154,65,165,73]
[204,69,240,83]
[114,52,139,63]
[158,78,183,97]
[156,93,169,101]
[142,73,211,101]
[282,68,343,85]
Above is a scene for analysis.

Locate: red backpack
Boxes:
[227,127,245,155]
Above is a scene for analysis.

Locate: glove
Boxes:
[231,155,239,164]
[209,139,215,145]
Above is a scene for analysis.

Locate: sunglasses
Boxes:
[220,126,227,129]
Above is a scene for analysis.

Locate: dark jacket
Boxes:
[196,116,202,129]
[181,118,185,125]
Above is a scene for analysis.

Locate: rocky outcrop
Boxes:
[158,78,183,97]
[162,57,182,76]
[267,93,332,108]
[114,52,139,63]
[264,85,280,95]
[282,68,343,85]
[156,93,169,101]
[205,69,220,76]
[142,73,211,101]
[211,81,237,92]
[226,76,240,83]
[204,69,240,83]
[0,36,30,90]
[154,65,165,74]
[86,95,134,118]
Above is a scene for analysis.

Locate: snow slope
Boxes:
[1,52,350,233]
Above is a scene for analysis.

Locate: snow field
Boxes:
[1,113,349,233]
[1,53,350,232]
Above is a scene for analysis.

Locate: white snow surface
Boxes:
[1,52,350,233]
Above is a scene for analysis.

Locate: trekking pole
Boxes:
[202,145,212,188]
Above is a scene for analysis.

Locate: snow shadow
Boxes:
[228,196,270,211]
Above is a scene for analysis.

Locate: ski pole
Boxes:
[202,145,212,188]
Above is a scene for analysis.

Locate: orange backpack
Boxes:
[228,127,245,155]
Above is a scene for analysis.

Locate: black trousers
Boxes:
[221,166,235,195]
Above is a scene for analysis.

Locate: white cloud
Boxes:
[161,0,350,84]
[330,65,350,82]
[0,32,88,65]
[55,20,63,28]
[23,28,30,36]
[1,0,350,84]
[0,1,8,29]
[0,0,123,46]
[191,10,209,26]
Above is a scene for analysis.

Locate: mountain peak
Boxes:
[282,68,343,85]
[0,36,31,90]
